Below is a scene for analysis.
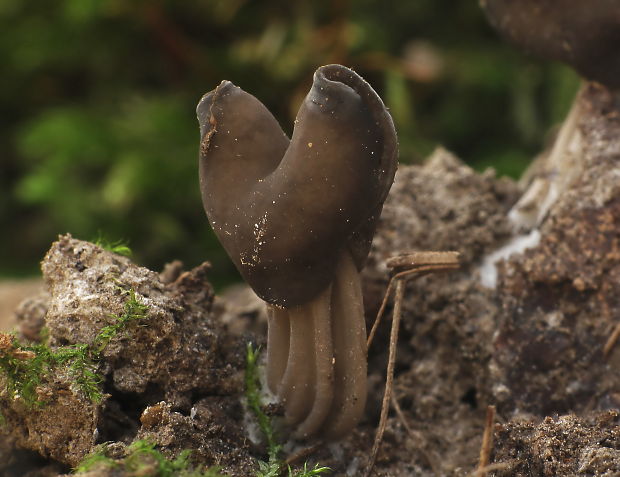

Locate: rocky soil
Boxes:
[2,83,620,476]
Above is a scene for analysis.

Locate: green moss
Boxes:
[38,326,50,345]
[125,440,223,477]
[0,338,100,407]
[0,336,103,406]
[245,344,330,477]
[245,344,280,464]
[73,445,118,473]
[286,463,332,477]
[0,288,149,408]
[75,441,223,476]
[49,342,103,402]
[93,233,133,257]
[0,340,55,407]
[93,289,148,354]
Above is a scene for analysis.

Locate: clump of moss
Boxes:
[93,289,148,354]
[0,334,102,405]
[0,289,149,409]
[245,344,331,477]
[75,440,223,476]
[74,446,117,473]
[245,344,280,467]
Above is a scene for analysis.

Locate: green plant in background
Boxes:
[0,288,149,408]
[74,440,223,476]
[245,344,331,477]
[94,232,133,257]
[0,0,579,281]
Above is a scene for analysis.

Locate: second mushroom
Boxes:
[197,64,398,439]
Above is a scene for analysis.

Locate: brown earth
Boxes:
[1,84,620,477]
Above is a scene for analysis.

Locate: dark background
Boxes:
[0,0,579,287]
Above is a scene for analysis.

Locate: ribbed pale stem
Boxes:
[276,302,316,424]
[323,250,367,438]
[266,306,290,392]
[294,285,334,438]
[265,249,367,439]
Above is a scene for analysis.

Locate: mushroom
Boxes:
[480,0,620,90]
[197,64,398,439]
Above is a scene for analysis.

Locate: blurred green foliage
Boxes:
[0,0,579,283]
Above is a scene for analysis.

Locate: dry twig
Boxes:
[469,462,511,476]
[367,252,460,349]
[285,441,325,468]
[364,251,460,477]
[475,405,496,477]
[603,322,620,358]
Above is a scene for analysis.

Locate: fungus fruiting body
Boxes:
[480,0,620,90]
[197,64,398,439]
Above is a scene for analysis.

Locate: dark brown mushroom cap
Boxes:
[197,64,398,307]
[480,0,620,89]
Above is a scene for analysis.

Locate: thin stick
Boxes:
[386,251,461,272]
[364,251,460,477]
[367,252,460,349]
[285,441,324,467]
[367,268,447,349]
[364,279,405,477]
[469,462,510,476]
[367,277,396,349]
[603,322,620,358]
[476,405,496,477]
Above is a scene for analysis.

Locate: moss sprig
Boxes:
[74,440,223,476]
[73,444,118,473]
[93,233,133,257]
[246,344,280,463]
[245,344,330,477]
[0,334,102,405]
[287,463,332,477]
[0,289,149,408]
[50,342,103,402]
[93,289,148,354]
